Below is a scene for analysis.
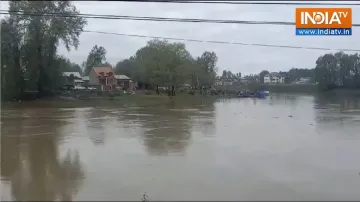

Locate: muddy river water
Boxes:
[1,94,360,201]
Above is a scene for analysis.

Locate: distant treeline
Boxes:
[250,51,360,91]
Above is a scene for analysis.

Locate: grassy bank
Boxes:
[3,85,359,108]
[1,90,217,109]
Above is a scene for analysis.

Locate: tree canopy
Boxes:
[113,39,219,91]
[1,1,87,100]
[83,45,107,75]
[315,52,360,90]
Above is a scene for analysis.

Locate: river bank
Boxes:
[2,84,359,106]
[216,84,318,93]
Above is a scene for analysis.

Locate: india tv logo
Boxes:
[295,8,352,36]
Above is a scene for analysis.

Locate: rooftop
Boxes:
[82,76,89,81]
[93,67,113,76]
[63,72,81,78]
[114,75,130,80]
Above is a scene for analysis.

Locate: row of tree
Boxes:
[315,52,360,90]
[257,51,360,90]
[1,1,87,101]
[221,70,241,79]
[0,1,218,100]
[112,39,218,94]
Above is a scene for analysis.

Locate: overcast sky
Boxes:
[1,1,359,75]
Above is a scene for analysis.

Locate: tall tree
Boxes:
[196,51,218,87]
[222,70,227,78]
[259,70,269,84]
[101,62,112,68]
[83,45,107,75]
[1,18,25,100]
[315,51,360,90]
[114,57,137,77]
[1,1,86,99]
[134,39,193,95]
[288,68,315,83]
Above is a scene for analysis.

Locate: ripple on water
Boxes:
[59,107,94,111]
[126,114,156,117]
[169,109,199,112]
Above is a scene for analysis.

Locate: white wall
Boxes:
[264,75,271,84]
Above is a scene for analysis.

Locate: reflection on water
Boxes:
[1,95,360,200]
[1,109,85,201]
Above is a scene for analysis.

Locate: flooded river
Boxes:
[1,94,360,201]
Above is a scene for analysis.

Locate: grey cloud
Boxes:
[1,1,359,74]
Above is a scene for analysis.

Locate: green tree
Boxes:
[134,39,193,95]
[314,51,360,90]
[83,45,107,75]
[222,70,227,78]
[101,62,112,68]
[1,18,25,100]
[112,40,219,94]
[2,1,87,98]
[287,68,315,83]
[114,57,137,77]
[196,51,218,87]
[259,70,269,84]
[55,56,82,75]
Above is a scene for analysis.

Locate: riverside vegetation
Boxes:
[1,1,360,102]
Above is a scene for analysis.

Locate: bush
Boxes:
[188,90,196,95]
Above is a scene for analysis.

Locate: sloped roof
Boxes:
[114,75,130,80]
[82,76,89,81]
[63,72,81,78]
[93,67,113,76]
[74,79,84,83]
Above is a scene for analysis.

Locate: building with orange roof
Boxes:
[88,66,117,91]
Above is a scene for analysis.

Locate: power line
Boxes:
[1,10,360,27]
[82,30,360,52]
[117,0,360,6]
[2,9,359,52]
[0,11,295,26]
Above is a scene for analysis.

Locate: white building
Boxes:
[62,72,84,87]
[264,72,285,84]
[294,77,311,84]
[264,75,271,84]
[62,72,82,79]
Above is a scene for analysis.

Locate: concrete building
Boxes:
[264,72,285,84]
